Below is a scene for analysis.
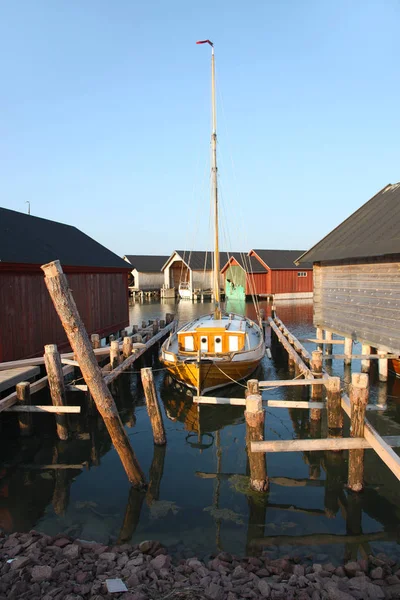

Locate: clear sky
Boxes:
[1,1,399,259]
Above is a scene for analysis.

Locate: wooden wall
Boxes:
[271,269,313,294]
[313,257,400,354]
[0,266,129,362]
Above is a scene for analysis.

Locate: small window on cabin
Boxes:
[200,336,208,351]
[229,336,239,351]
[297,272,307,277]
[184,336,194,351]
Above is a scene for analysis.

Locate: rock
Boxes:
[386,583,400,598]
[205,582,224,600]
[218,552,233,563]
[127,555,144,567]
[4,537,20,549]
[293,565,305,576]
[63,544,80,560]
[258,579,271,598]
[343,562,360,577]
[187,558,203,569]
[98,552,116,562]
[75,571,89,584]
[325,582,354,600]
[150,554,170,570]
[138,540,153,553]
[53,538,71,548]
[370,566,383,579]
[200,576,212,588]
[233,566,247,579]
[10,556,31,570]
[31,565,53,582]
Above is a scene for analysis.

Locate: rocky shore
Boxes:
[1,531,400,600]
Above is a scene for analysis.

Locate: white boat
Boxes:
[160,40,265,395]
[178,282,192,300]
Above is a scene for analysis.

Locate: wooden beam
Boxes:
[341,394,400,481]
[268,318,313,378]
[259,379,326,388]
[274,317,312,363]
[298,339,345,344]
[251,436,400,453]
[194,396,327,410]
[4,405,81,413]
[321,354,395,360]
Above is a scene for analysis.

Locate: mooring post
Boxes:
[326,377,343,434]
[348,373,369,492]
[91,333,100,349]
[141,367,166,445]
[378,349,388,382]
[44,344,69,441]
[316,327,324,352]
[123,336,133,360]
[159,319,166,329]
[310,350,323,420]
[141,320,147,330]
[131,325,138,335]
[325,331,333,356]
[166,313,174,325]
[271,304,276,319]
[41,260,146,488]
[245,393,268,492]
[110,340,121,370]
[246,379,259,398]
[361,344,371,373]
[16,381,32,436]
[344,337,353,366]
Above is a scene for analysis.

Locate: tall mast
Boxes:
[197,40,221,319]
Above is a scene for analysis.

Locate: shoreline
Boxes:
[1,531,400,599]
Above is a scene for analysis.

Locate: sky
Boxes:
[1,1,399,259]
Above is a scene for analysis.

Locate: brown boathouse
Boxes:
[0,207,131,362]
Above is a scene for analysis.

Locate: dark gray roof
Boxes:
[297,183,400,264]
[222,253,267,273]
[252,249,312,270]
[174,251,243,271]
[0,207,130,269]
[124,255,169,272]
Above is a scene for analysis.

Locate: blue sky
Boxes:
[1,1,399,258]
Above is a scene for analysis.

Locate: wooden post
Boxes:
[141,367,166,445]
[159,319,166,329]
[110,340,121,369]
[152,320,159,335]
[91,334,100,349]
[245,393,268,492]
[123,336,133,360]
[361,344,371,373]
[310,350,323,420]
[109,334,116,343]
[16,382,32,436]
[44,344,69,441]
[325,331,333,356]
[120,329,128,339]
[141,320,147,329]
[344,337,353,366]
[246,379,259,397]
[326,377,343,433]
[271,304,276,319]
[131,325,138,334]
[348,373,369,492]
[378,349,388,382]
[41,260,146,488]
[316,327,323,352]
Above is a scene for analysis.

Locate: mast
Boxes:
[197,40,221,319]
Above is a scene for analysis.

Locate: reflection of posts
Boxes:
[245,393,268,492]
[52,444,70,516]
[310,351,322,421]
[323,449,345,518]
[246,492,268,556]
[118,487,146,544]
[345,492,363,562]
[326,377,343,436]
[146,444,166,506]
[141,368,166,445]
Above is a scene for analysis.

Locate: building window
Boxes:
[297,272,307,277]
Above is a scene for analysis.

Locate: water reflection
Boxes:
[0,298,399,563]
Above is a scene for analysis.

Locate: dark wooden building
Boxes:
[0,207,131,362]
[247,249,313,298]
[296,183,400,356]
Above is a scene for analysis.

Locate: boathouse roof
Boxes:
[251,249,312,270]
[0,207,130,269]
[220,253,267,274]
[123,255,169,272]
[296,183,400,264]
[163,251,243,272]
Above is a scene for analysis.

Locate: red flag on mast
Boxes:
[196,40,213,46]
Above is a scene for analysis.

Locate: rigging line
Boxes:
[212,361,248,388]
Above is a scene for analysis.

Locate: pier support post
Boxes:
[44,344,69,441]
[91,334,100,349]
[325,331,333,356]
[361,344,371,373]
[326,377,343,434]
[316,327,323,352]
[41,260,146,488]
[110,340,121,369]
[123,336,133,359]
[245,393,268,492]
[344,337,353,366]
[311,350,323,420]
[378,350,388,382]
[141,367,166,445]
[246,379,259,397]
[166,313,175,325]
[16,381,32,436]
[348,373,369,492]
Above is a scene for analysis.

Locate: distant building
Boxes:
[226,249,313,298]
[220,253,267,299]
[123,255,168,291]
[162,251,228,293]
[0,207,131,362]
[297,183,400,356]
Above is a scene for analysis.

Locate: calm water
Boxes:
[1,297,400,564]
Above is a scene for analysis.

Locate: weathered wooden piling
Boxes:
[141,367,166,445]
[166,313,174,325]
[325,331,333,356]
[361,344,371,373]
[348,373,369,492]
[344,337,353,366]
[41,260,146,488]
[316,327,323,352]
[110,340,121,369]
[91,334,101,349]
[378,350,388,382]
[44,344,69,441]
[326,376,343,433]
[310,350,323,420]
[123,336,133,359]
[16,381,32,436]
[245,392,268,492]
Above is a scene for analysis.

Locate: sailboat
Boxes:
[160,40,265,395]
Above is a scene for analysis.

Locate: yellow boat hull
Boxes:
[160,357,261,394]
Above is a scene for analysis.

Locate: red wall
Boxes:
[0,264,129,362]
[271,269,313,294]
